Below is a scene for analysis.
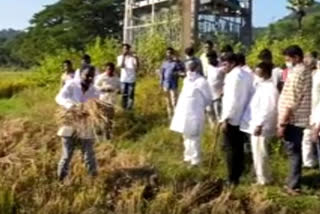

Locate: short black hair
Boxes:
[207,51,218,66]
[256,62,273,78]
[221,52,238,65]
[283,45,304,59]
[258,49,273,62]
[123,43,131,49]
[205,40,213,47]
[82,54,91,64]
[63,60,72,66]
[221,45,234,54]
[185,47,195,56]
[81,65,95,77]
[236,53,246,66]
[105,62,115,70]
[311,51,318,59]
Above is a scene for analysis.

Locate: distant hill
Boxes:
[253,2,320,40]
[0,29,22,40]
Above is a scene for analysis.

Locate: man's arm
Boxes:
[220,74,243,122]
[55,83,77,109]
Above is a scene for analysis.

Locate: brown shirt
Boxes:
[278,63,312,128]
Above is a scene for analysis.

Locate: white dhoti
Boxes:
[302,129,316,167]
[251,135,272,185]
[183,135,201,165]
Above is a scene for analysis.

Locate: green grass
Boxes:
[1,73,320,213]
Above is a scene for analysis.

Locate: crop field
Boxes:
[0,70,320,214]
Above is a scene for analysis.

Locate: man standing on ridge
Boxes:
[117,44,139,110]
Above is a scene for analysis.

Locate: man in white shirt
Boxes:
[237,53,253,74]
[240,62,279,185]
[220,53,253,186]
[117,44,138,110]
[74,54,99,81]
[302,52,319,168]
[258,49,283,92]
[206,51,225,122]
[56,66,99,181]
[200,40,214,78]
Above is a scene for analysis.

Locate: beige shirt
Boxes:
[278,63,312,128]
[94,73,121,106]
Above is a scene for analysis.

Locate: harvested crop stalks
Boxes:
[56,99,115,140]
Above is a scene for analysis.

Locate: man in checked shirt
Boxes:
[277,45,312,195]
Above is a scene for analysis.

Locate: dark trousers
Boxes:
[121,82,135,110]
[316,139,320,171]
[222,124,245,184]
[283,125,304,189]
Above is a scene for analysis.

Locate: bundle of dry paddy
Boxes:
[56,100,115,140]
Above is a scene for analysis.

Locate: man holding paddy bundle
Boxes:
[56,65,99,181]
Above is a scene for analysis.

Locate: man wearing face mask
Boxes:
[278,45,312,195]
[220,53,253,186]
[170,60,212,167]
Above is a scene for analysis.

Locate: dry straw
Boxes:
[56,99,115,140]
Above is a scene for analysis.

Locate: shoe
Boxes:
[283,185,301,196]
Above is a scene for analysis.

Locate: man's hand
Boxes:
[277,125,286,139]
[254,126,262,136]
[220,120,228,133]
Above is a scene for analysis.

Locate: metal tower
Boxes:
[123,0,252,48]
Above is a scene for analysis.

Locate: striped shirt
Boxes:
[278,63,312,128]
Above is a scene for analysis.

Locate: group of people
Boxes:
[164,41,320,195]
[55,44,138,181]
[55,39,320,195]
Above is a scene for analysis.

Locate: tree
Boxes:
[6,0,125,66]
[287,0,315,29]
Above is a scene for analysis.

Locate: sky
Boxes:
[0,0,290,30]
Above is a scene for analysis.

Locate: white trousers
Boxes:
[251,135,271,185]
[183,135,201,165]
[302,129,316,167]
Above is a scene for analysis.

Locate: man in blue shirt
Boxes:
[160,47,184,119]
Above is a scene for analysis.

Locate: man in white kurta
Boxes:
[206,51,225,122]
[56,66,99,180]
[302,53,319,168]
[240,62,279,185]
[170,61,212,166]
[220,53,253,185]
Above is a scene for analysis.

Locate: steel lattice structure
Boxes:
[123,0,252,48]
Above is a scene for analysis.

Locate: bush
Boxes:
[32,49,81,86]
[86,37,121,70]
[247,35,317,67]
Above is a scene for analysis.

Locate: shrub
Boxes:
[86,37,121,70]
[247,35,317,67]
[32,49,81,86]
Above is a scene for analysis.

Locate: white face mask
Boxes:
[285,61,294,69]
[187,71,197,80]
[254,75,264,83]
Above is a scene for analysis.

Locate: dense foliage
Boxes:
[1,0,124,67]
